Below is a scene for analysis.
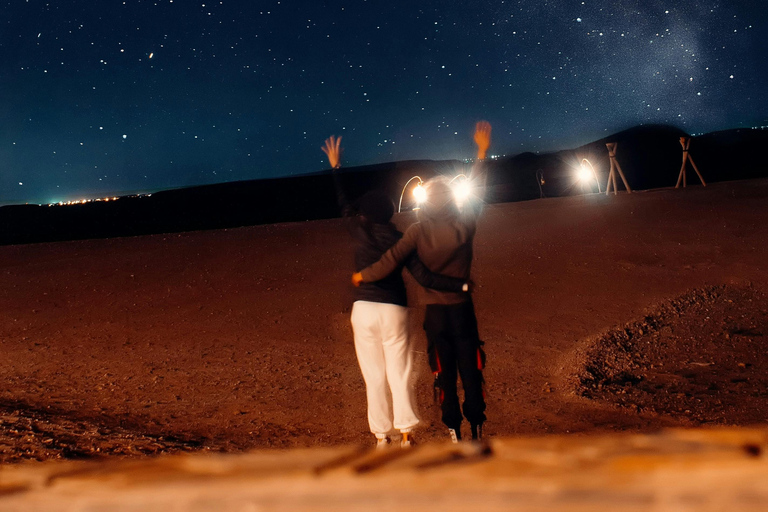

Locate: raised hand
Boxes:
[321,135,342,169]
[473,121,491,160]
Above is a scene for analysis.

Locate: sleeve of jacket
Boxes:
[332,168,355,218]
[404,254,466,292]
[470,159,488,193]
[462,159,488,221]
[332,168,364,238]
[360,224,419,283]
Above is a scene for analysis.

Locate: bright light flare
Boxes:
[576,158,601,193]
[398,175,425,212]
[452,179,471,203]
[449,174,473,207]
[413,183,427,203]
[399,173,476,213]
[577,165,593,183]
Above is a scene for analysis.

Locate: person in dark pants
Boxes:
[424,299,486,442]
[353,121,491,442]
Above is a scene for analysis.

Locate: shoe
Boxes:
[400,432,415,448]
[471,423,483,441]
[448,428,461,444]
[376,436,391,450]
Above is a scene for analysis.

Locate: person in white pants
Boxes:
[322,135,468,448]
[351,301,418,445]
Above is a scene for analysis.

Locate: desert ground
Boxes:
[1,178,767,463]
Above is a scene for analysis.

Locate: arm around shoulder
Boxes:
[405,255,467,292]
[359,224,419,283]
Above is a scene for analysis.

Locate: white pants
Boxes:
[351,301,420,437]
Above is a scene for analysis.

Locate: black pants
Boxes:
[424,300,486,430]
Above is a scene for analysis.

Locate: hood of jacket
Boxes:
[418,178,460,222]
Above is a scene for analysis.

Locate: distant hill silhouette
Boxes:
[1,125,766,245]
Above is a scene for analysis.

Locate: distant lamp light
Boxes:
[398,175,425,213]
[535,170,545,198]
[577,158,601,193]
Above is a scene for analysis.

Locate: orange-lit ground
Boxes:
[1,179,767,462]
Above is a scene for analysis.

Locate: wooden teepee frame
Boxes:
[676,136,706,188]
[604,142,632,195]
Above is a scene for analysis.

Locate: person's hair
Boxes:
[356,190,394,225]
[422,177,459,217]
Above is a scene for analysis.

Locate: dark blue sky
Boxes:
[1,0,765,205]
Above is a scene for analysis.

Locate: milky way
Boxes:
[1,1,765,205]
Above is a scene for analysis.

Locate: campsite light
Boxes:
[577,158,601,193]
[399,173,476,213]
[450,174,472,206]
[413,183,427,203]
[398,175,425,213]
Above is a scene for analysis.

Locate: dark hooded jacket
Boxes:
[360,178,480,305]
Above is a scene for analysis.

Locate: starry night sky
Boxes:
[1,1,765,205]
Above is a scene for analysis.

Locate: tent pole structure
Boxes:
[604,142,632,195]
[676,136,706,188]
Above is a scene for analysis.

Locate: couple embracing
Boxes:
[323,122,490,448]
